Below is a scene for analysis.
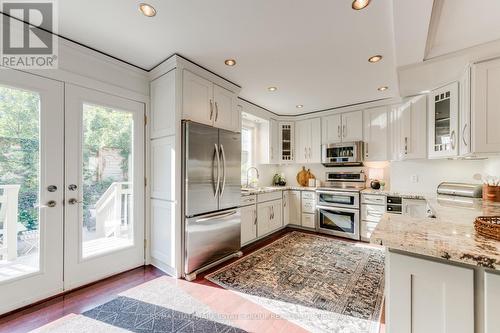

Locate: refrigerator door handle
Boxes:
[195,210,238,223]
[214,143,221,197]
[220,144,226,196]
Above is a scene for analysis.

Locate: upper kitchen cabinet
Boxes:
[256,117,279,165]
[471,58,500,154]
[342,111,364,142]
[151,70,176,139]
[391,95,427,161]
[322,111,363,144]
[363,106,389,162]
[182,69,239,132]
[428,82,459,159]
[322,114,342,143]
[278,122,294,163]
[296,118,321,163]
[459,67,472,156]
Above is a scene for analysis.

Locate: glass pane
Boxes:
[320,209,355,233]
[82,103,134,258]
[0,85,40,282]
[434,95,451,152]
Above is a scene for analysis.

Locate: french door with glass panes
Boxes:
[0,69,64,314]
[64,84,144,289]
[0,72,145,315]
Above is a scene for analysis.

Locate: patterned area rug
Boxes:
[82,296,246,333]
[206,231,385,333]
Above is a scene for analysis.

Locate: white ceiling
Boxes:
[427,0,500,59]
[42,0,399,115]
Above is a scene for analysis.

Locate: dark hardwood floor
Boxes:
[0,227,385,333]
[0,266,165,333]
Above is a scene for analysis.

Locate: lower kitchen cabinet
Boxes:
[301,213,316,229]
[485,271,500,333]
[287,190,301,226]
[241,204,257,246]
[257,199,283,237]
[387,251,474,333]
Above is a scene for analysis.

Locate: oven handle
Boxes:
[316,205,359,213]
[316,190,358,196]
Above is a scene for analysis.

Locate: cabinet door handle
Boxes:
[209,100,214,120]
[343,124,346,138]
[308,147,311,159]
[450,130,456,150]
[214,101,219,122]
[365,142,369,158]
[404,137,408,155]
[338,125,341,138]
[462,123,468,146]
[304,147,307,160]
[254,210,257,225]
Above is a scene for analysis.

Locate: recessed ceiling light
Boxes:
[224,59,236,66]
[139,3,156,17]
[378,86,389,91]
[352,0,371,10]
[296,104,304,109]
[268,87,278,92]
[368,55,383,63]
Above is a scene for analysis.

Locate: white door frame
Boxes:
[0,69,64,315]
[64,84,145,290]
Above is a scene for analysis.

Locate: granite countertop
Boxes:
[241,186,318,196]
[371,195,500,270]
[361,188,429,200]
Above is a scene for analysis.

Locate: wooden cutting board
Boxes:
[296,166,315,186]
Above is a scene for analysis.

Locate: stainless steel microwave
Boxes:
[321,141,364,167]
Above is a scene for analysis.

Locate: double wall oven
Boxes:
[316,172,365,240]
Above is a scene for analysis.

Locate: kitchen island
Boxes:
[371,195,500,333]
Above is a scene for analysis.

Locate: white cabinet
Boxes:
[301,213,316,229]
[428,82,459,158]
[278,122,294,163]
[322,111,363,144]
[269,119,279,164]
[485,271,500,333]
[459,67,472,156]
[360,193,385,242]
[322,114,342,143]
[391,95,427,161]
[151,70,176,138]
[296,118,321,163]
[301,191,316,229]
[282,191,289,225]
[213,84,239,132]
[287,190,301,226]
[257,199,282,237]
[401,198,428,218]
[342,110,364,142]
[472,58,500,153]
[182,69,239,132]
[363,106,389,161]
[241,204,257,246]
[182,70,213,125]
[387,251,474,333]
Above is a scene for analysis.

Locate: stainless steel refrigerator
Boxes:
[182,121,241,280]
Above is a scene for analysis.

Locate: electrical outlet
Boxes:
[410,175,419,183]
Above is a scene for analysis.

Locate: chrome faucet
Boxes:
[246,167,260,188]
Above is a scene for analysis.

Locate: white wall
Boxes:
[389,159,486,194]
[256,156,499,195]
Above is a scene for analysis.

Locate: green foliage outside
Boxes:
[0,86,132,232]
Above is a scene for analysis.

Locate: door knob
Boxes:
[47,185,57,192]
[47,200,57,207]
[68,198,82,205]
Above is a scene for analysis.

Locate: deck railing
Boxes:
[0,185,20,261]
[94,182,132,239]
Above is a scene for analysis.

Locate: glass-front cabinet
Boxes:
[278,122,294,163]
[428,82,459,158]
